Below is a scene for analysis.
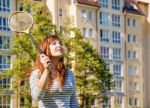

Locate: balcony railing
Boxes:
[101,54,123,63]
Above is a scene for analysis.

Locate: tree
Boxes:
[2,1,56,107]
[60,17,114,108]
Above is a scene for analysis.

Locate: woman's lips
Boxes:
[56,49,63,52]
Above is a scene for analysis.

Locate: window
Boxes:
[83,28,94,38]
[100,12,109,25]
[128,51,132,59]
[81,10,87,22]
[112,31,121,43]
[128,18,131,26]
[101,46,109,59]
[18,1,32,12]
[59,9,62,16]
[0,76,10,88]
[0,17,10,31]
[105,63,110,71]
[128,34,131,42]
[135,98,139,106]
[128,66,138,76]
[20,81,25,87]
[19,3,23,11]
[113,64,121,76]
[133,35,136,42]
[128,50,137,59]
[129,98,139,106]
[112,0,120,10]
[0,55,11,70]
[133,19,136,27]
[91,98,96,106]
[0,95,11,107]
[81,10,93,21]
[89,28,94,38]
[128,18,137,27]
[128,34,137,43]
[129,98,133,106]
[99,0,108,8]
[115,96,123,105]
[0,36,10,50]
[102,99,111,108]
[114,80,122,92]
[0,0,10,12]
[88,11,93,21]
[81,10,86,14]
[113,48,121,60]
[83,27,87,37]
[133,51,137,58]
[100,29,109,42]
[112,14,120,27]
[20,97,25,107]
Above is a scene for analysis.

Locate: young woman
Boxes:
[30,35,79,108]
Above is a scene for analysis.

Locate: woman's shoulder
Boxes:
[30,69,41,77]
[66,69,73,74]
[66,69,75,79]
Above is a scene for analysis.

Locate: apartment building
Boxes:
[137,0,150,108]
[124,0,144,108]
[46,0,99,49]
[98,0,125,107]
[45,0,148,108]
[0,0,18,108]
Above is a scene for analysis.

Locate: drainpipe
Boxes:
[95,7,99,54]
[123,9,128,107]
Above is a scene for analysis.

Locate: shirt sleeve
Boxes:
[70,71,79,108]
[29,70,46,101]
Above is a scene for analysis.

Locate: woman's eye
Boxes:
[59,42,63,46]
[52,42,56,45]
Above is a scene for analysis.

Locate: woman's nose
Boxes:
[56,43,61,47]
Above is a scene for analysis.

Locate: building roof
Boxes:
[123,0,145,16]
[74,0,99,7]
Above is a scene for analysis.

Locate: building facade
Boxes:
[0,0,17,108]
[137,0,150,108]
[45,0,150,108]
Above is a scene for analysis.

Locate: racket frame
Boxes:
[8,11,43,54]
[8,11,34,34]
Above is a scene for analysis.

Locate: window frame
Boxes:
[0,0,10,12]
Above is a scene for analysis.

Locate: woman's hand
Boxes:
[40,54,51,70]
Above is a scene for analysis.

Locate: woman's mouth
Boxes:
[56,49,63,52]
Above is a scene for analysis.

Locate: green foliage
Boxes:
[60,17,114,108]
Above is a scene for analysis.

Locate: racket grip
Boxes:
[47,61,51,65]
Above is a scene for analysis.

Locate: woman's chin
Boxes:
[53,54,64,58]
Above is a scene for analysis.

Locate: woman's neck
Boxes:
[51,58,59,66]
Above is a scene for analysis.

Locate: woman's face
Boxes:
[49,39,64,57]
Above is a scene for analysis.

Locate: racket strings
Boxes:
[9,12,33,32]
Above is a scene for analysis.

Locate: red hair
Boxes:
[33,35,66,88]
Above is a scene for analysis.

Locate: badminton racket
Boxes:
[8,11,43,54]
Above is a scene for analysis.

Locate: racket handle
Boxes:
[47,61,51,65]
[28,33,43,54]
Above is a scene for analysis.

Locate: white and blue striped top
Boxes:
[30,69,79,108]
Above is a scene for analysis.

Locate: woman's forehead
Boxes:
[52,39,61,42]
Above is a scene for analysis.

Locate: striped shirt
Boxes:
[30,69,79,108]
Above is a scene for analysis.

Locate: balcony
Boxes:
[101,54,123,64]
